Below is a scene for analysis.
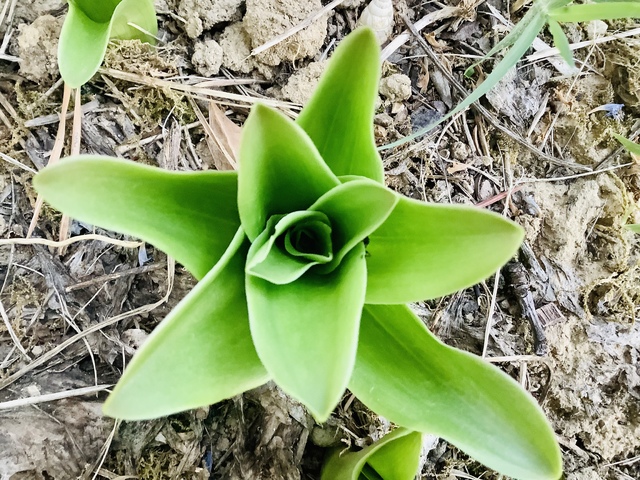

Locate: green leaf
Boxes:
[296,27,384,183]
[58,3,113,88]
[626,224,640,233]
[238,104,340,241]
[549,2,640,22]
[103,229,269,420]
[548,19,574,67]
[110,0,158,42]
[246,244,367,421]
[350,304,562,480]
[365,196,523,304]
[309,179,398,272]
[614,133,640,156]
[246,211,333,285]
[34,156,240,280]
[59,0,157,88]
[71,0,121,22]
[321,428,422,480]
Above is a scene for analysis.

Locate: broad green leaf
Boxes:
[58,4,112,88]
[549,2,640,22]
[103,229,269,420]
[626,224,640,233]
[382,11,546,150]
[365,196,523,304]
[321,428,422,480]
[548,19,574,67]
[246,211,333,285]
[71,0,121,23]
[110,0,158,42]
[34,156,240,280]
[246,244,367,421]
[309,179,398,272]
[59,0,157,88]
[350,304,562,480]
[614,133,640,156]
[296,27,384,183]
[238,104,340,241]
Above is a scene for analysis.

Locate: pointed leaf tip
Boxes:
[297,27,383,183]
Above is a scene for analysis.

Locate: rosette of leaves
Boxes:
[321,428,422,480]
[35,28,562,480]
[58,0,157,88]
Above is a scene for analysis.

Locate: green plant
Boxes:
[35,28,561,480]
[384,0,640,149]
[58,0,157,88]
[321,428,422,480]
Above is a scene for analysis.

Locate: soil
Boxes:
[1,0,640,479]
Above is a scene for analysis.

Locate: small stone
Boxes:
[281,61,327,104]
[379,73,412,102]
[586,20,608,40]
[31,346,43,356]
[192,39,223,77]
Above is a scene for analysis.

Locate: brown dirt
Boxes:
[1,0,640,479]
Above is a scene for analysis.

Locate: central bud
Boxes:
[246,211,334,285]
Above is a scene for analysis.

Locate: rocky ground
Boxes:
[0,0,639,479]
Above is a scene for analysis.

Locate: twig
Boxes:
[66,263,165,292]
[0,384,112,410]
[0,297,31,360]
[27,83,72,238]
[0,234,144,249]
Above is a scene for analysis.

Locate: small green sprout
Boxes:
[321,428,422,480]
[35,28,561,480]
[58,0,157,88]
[386,0,640,149]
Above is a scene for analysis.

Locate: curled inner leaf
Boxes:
[246,211,335,285]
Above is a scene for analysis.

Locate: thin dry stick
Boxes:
[66,263,165,292]
[27,83,72,238]
[0,258,175,391]
[57,88,83,253]
[100,67,293,108]
[0,384,111,410]
[90,419,121,480]
[487,355,549,363]
[0,234,143,249]
[0,297,31,360]
[527,27,640,63]
[381,5,463,61]
[0,152,36,173]
[251,0,345,57]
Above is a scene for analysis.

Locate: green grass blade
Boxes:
[549,2,640,22]
[548,19,574,67]
[382,11,546,150]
